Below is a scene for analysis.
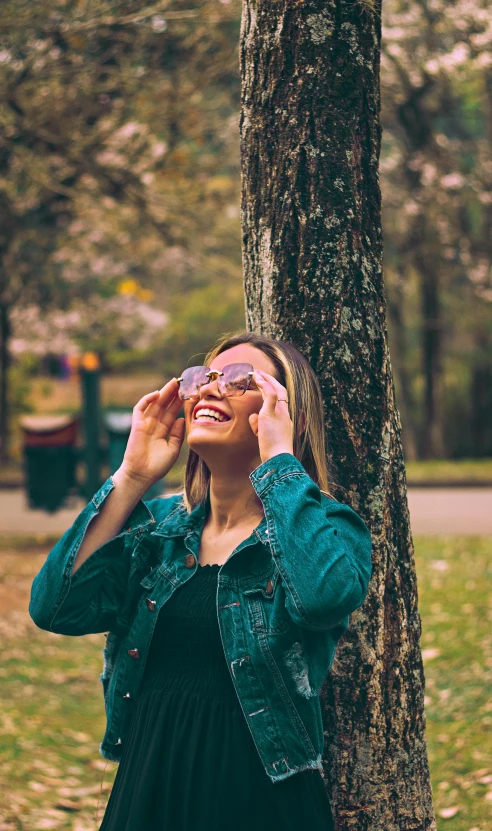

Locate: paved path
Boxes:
[407,487,492,535]
[0,488,490,537]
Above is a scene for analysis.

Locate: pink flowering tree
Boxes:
[0,0,242,460]
[381,0,492,458]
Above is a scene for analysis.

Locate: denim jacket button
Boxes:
[265,580,273,595]
[184,553,196,568]
[128,648,140,659]
[145,598,156,612]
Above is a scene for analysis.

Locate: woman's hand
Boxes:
[248,370,294,463]
[118,378,185,488]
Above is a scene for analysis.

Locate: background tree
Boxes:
[381,0,492,459]
[0,0,244,460]
[3,0,491,466]
[240,1,435,828]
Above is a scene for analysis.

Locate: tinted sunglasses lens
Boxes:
[219,364,253,396]
[178,366,210,399]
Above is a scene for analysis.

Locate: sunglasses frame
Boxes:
[176,362,257,401]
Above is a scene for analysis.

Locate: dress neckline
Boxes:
[197,562,221,569]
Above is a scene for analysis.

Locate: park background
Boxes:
[0,1,490,830]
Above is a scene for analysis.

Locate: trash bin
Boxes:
[103,411,166,500]
[20,415,79,513]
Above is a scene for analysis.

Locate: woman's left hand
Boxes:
[248,370,294,463]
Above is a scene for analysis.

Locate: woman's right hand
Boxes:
[117,378,186,489]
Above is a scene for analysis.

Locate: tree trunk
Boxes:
[414,233,445,459]
[0,301,12,463]
[239,2,435,829]
[386,271,419,461]
[470,332,492,457]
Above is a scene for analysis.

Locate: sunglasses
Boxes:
[176,363,260,401]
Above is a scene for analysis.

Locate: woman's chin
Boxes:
[187,423,232,449]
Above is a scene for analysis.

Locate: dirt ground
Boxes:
[0,547,47,615]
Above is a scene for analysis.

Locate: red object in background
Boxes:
[19,415,79,448]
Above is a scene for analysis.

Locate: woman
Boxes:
[29,330,373,830]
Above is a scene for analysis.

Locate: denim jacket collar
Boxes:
[151,489,270,545]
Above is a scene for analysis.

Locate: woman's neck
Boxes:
[206,473,264,533]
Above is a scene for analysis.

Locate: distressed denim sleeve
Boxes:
[249,453,373,631]
[28,476,158,636]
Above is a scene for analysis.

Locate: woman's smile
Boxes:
[191,418,231,425]
[191,404,233,425]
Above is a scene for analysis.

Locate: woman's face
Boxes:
[184,344,278,467]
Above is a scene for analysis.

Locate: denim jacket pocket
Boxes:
[242,567,291,635]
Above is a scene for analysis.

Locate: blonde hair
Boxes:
[181,330,336,512]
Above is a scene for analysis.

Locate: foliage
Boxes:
[381,0,492,457]
[0,0,244,457]
[1,0,491,463]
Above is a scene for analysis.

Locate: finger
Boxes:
[257,371,290,408]
[134,389,162,413]
[142,379,180,417]
[158,393,185,432]
[253,371,278,416]
[167,417,186,449]
[257,370,288,398]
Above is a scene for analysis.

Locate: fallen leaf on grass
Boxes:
[422,648,442,661]
[54,799,81,812]
[438,806,460,819]
[28,780,48,792]
[62,729,92,743]
[89,759,109,771]
[430,560,449,571]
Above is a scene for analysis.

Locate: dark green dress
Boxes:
[99,563,334,830]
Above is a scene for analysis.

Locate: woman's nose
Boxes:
[197,376,223,398]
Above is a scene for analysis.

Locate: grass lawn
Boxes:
[0,536,490,830]
[405,459,492,485]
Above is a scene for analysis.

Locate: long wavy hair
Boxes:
[180,330,336,512]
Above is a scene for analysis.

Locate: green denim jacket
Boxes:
[29,452,372,784]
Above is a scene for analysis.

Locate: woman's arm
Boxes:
[71,467,150,575]
[30,379,185,635]
[28,475,177,635]
[249,453,373,631]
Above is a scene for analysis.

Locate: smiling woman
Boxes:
[180,330,335,514]
[29,329,372,831]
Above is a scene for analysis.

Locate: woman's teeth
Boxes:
[194,408,230,422]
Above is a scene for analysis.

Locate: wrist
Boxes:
[113,466,154,498]
[260,448,294,464]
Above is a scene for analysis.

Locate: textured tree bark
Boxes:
[240,2,435,828]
